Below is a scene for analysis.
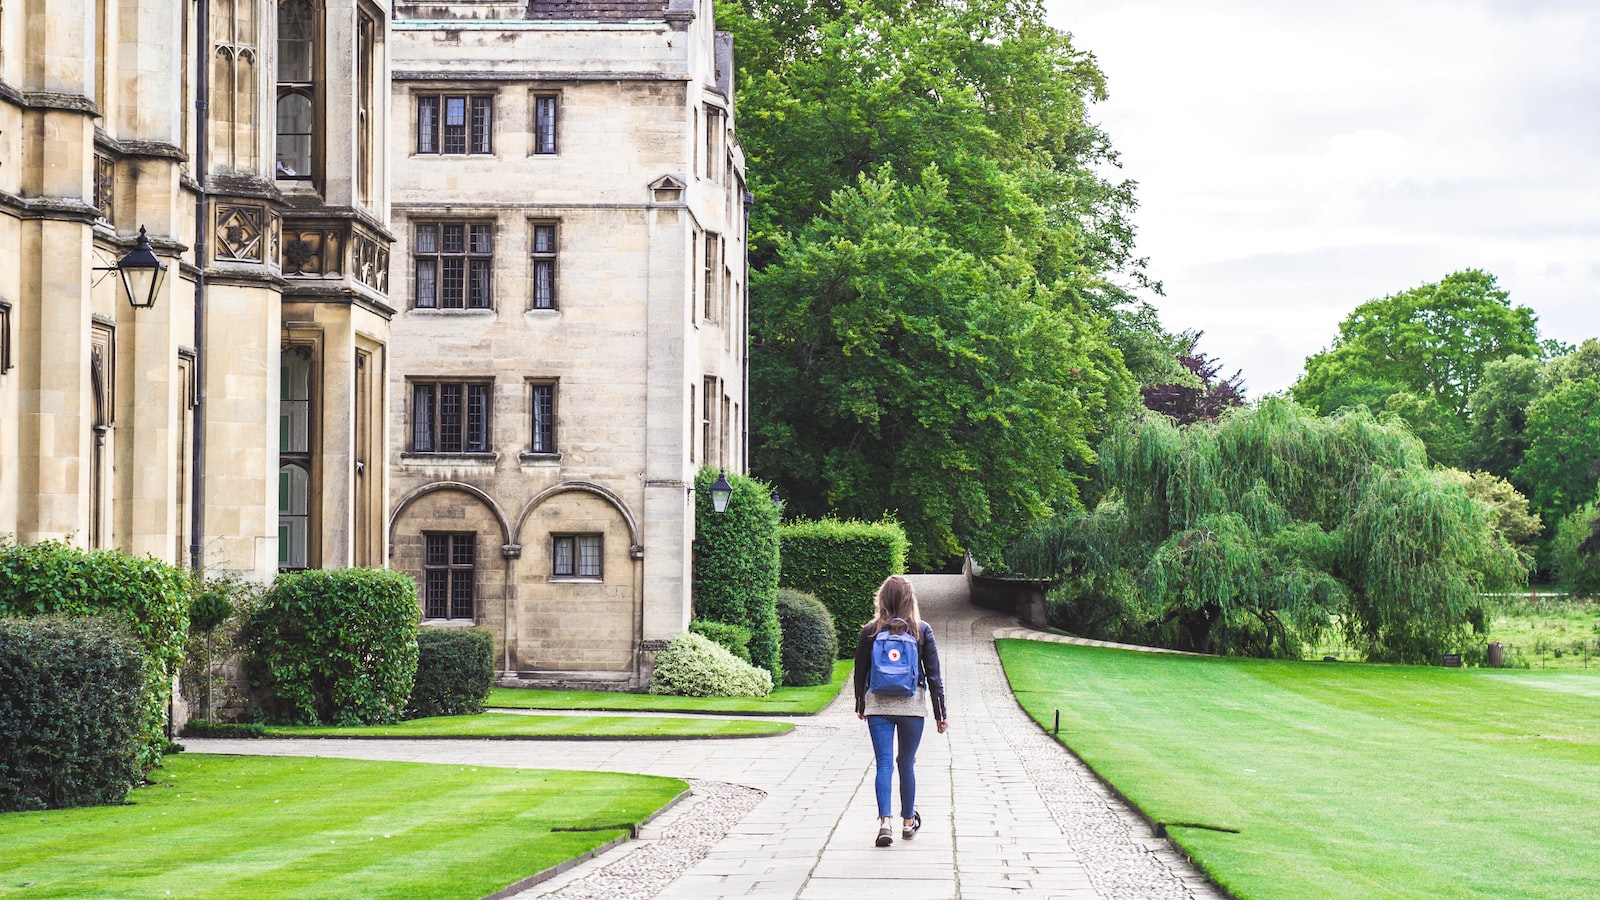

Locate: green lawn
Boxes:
[0,754,684,899]
[487,659,852,715]
[264,712,791,739]
[998,638,1600,900]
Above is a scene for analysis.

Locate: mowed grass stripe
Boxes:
[998,639,1600,900]
[263,712,792,739]
[0,755,684,899]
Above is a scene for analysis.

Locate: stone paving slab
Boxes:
[185,575,1223,899]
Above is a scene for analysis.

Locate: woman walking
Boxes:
[854,575,948,847]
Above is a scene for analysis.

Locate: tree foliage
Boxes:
[997,399,1526,662]
[1515,377,1600,526]
[1464,354,1545,479]
[1293,270,1543,420]
[1140,333,1246,425]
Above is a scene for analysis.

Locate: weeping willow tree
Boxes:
[1002,398,1527,661]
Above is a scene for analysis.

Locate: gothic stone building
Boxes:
[388,0,748,686]
[1,0,393,576]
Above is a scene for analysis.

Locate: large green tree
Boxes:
[1515,377,1600,526]
[1293,270,1544,420]
[1464,354,1546,480]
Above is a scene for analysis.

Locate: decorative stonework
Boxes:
[268,212,282,268]
[215,203,266,262]
[281,227,346,277]
[353,231,390,293]
[94,153,114,221]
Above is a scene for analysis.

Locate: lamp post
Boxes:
[112,226,168,309]
[709,470,733,513]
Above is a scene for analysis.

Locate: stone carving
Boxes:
[281,227,346,277]
[94,153,114,221]
[353,231,390,293]
[215,203,265,262]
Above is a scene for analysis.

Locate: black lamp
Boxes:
[709,470,733,513]
[114,226,168,309]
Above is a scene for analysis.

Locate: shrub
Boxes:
[408,628,495,718]
[0,618,147,811]
[241,568,420,726]
[1552,501,1600,598]
[689,619,752,661]
[0,538,191,770]
[183,574,258,723]
[180,719,267,739]
[777,588,837,686]
[648,632,773,697]
[693,467,783,682]
[779,518,909,656]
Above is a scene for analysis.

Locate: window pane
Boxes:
[531,383,554,452]
[469,259,491,309]
[577,535,601,577]
[450,571,473,619]
[440,258,464,308]
[415,224,438,254]
[471,97,493,154]
[533,260,554,309]
[466,384,489,452]
[535,96,557,154]
[425,570,447,618]
[442,224,465,254]
[452,533,475,566]
[412,384,434,451]
[445,96,466,127]
[414,259,437,308]
[533,224,556,254]
[470,224,493,254]
[417,96,438,154]
[276,94,313,178]
[439,384,462,452]
[278,0,315,82]
[553,536,573,576]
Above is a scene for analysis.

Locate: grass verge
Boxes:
[0,754,684,899]
[487,659,852,715]
[998,638,1600,900]
[262,712,792,739]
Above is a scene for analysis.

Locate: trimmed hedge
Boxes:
[693,467,783,683]
[776,589,837,686]
[0,538,191,770]
[180,719,267,739]
[242,568,420,726]
[779,518,909,656]
[0,618,147,811]
[648,632,773,697]
[408,627,495,719]
[689,619,753,661]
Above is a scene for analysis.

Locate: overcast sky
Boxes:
[1046,0,1600,396]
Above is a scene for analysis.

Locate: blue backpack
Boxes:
[869,619,921,697]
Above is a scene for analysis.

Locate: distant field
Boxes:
[0,755,684,899]
[999,638,1600,900]
[1312,593,1600,670]
[488,659,852,715]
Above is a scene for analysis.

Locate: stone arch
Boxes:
[512,480,641,554]
[389,481,513,551]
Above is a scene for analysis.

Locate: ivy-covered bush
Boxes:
[0,538,191,770]
[407,627,495,719]
[689,619,753,661]
[776,589,837,686]
[648,632,773,697]
[241,568,419,726]
[779,519,909,656]
[693,467,783,682]
[1,618,147,811]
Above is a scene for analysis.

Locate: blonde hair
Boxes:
[869,575,921,637]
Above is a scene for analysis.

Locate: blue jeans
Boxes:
[867,715,925,819]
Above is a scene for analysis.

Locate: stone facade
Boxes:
[388,0,748,686]
[1,0,393,577]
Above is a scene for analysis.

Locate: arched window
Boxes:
[276,0,317,181]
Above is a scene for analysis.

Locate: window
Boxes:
[412,381,491,453]
[414,222,493,309]
[278,347,314,570]
[704,106,725,182]
[0,300,11,373]
[424,533,475,619]
[703,375,718,466]
[356,11,376,204]
[703,233,721,320]
[552,534,602,578]
[276,0,316,180]
[417,94,493,155]
[533,94,558,154]
[530,381,556,453]
[278,465,310,569]
[531,222,558,309]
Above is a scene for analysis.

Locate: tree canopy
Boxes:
[1139,334,1246,425]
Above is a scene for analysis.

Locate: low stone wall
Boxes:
[963,555,1050,628]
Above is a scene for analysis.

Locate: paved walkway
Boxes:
[188,575,1223,899]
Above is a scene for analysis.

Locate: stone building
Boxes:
[0,0,393,576]
[387,0,748,686]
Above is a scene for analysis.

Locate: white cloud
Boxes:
[1047,0,1600,394]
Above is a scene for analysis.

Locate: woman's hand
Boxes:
[937,719,949,734]
[858,713,867,721]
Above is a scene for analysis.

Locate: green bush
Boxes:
[241,568,419,726]
[0,618,147,811]
[0,538,191,770]
[180,719,267,739]
[779,518,909,656]
[648,632,773,697]
[1552,501,1600,598]
[693,467,783,682]
[408,628,495,719]
[688,619,753,661]
[776,589,837,686]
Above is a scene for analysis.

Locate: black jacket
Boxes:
[853,620,948,721]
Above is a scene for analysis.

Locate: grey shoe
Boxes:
[876,824,893,847]
[902,811,922,840]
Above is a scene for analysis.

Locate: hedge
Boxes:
[648,632,773,697]
[779,518,909,656]
[0,618,147,811]
[241,568,420,726]
[689,619,753,661]
[693,467,783,682]
[408,627,495,719]
[0,538,191,770]
[776,589,837,686]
